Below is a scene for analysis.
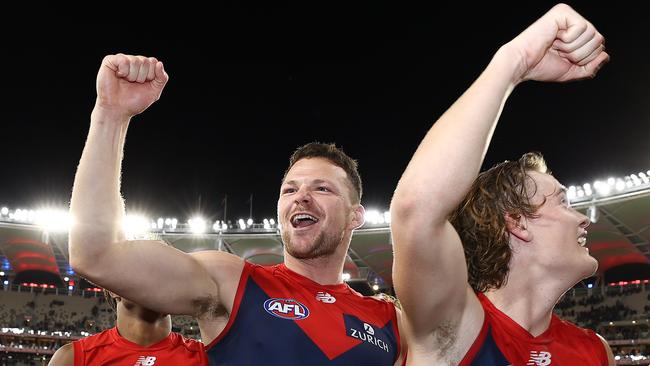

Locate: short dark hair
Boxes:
[449,152,549,293]
[283,142,363,203]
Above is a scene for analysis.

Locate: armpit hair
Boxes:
[433,321,458,365]
[191,295,228,320]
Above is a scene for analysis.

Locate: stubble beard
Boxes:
[283,228,344,260]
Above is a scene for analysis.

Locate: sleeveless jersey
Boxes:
[72,327,207,366]
[206,262,402,365]
[460,292,608,365]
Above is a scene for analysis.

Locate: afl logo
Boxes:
[263,298,310,320]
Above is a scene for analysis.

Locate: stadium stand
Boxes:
[1,171,649,364]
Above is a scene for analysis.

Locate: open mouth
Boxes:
[291,213,319,228]
[578,231,588,247]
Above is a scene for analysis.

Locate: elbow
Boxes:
[390,189,425,226]
[391,188,450,230]
[67,234,111,279]
[68,248,92,278]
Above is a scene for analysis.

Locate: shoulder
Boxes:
[77,329,115,350]
[553,315,605,345]
[190,250,245,272]
[170,332,205,353]
[49,343,74,366]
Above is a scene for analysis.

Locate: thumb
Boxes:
[569,50,609,81]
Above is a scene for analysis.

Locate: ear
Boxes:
[505,213,532,242]
[349,204,365,230]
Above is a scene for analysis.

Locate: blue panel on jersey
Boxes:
[207,278,396,365]
[470,326,510,366]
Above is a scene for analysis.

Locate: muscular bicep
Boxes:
[73,240,223,317]
[48,343,74,366]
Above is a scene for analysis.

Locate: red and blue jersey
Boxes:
[72,327,207,366]
[460,293,608,366]
[206,262,402,365]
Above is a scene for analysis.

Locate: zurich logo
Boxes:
[263,298,310,320]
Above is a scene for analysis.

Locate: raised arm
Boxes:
[391,2,608,348]
[69,54,241,318]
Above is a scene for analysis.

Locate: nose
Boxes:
[578,210,590,229]
[294,185,312,205]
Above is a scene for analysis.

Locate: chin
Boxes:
[578,256,599,279]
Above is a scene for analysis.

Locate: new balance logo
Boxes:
[315,291,336,303]
[134,356,156,366]
[526,351,552,366]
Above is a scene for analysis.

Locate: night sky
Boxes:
[2,2,649,224]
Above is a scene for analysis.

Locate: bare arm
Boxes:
[597,334,616,366]
[69,54,237,317]
[391,2,608,347]
[48,343,73,366]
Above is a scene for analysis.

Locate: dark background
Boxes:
[2,2,648,223]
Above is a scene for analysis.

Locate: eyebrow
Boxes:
[282,179,334,186]
[554,186,568,197]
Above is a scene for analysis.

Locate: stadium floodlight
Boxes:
[123,214,151,238]
[34,209,72,233]
[2,281,7,286]
[164,218,172,226]
[247,218,253,227]
[171,218,178,230]
[270,219,276,226]
[383,211,391,224]
[594,181,611,196]
[238,219,246,230]
[640,172,649,184]
[263,222,271,229]
[567,186,576,200]
[157,218,164,229]
[0,272,3,276]
[213,221,221,231]
[364,210,380,225]
[607,177,616,186]
[189,217,206,234]
[342,273,351,281]
[0,207,7,216]
[221,222,228,231]
[615,179,626,191]
[372,284,379,291]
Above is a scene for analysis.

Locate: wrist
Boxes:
[492,43,529,87]
[91,102,133,126]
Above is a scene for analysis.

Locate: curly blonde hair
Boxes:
[449,152,549,292]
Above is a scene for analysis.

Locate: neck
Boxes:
[116,305,172,347]
[283,241,350,285]
[484,266,570,337]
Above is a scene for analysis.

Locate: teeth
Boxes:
[578,237,587,246]
[292,214,318,224]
